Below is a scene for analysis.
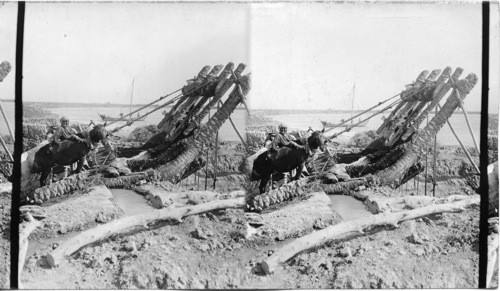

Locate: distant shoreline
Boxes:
[18,101,486,115]
[252,108,485,115]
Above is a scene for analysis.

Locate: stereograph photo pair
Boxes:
[0,1,498,289]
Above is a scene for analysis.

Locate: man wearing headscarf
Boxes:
[266,123,303,150]
[50,116,86,143]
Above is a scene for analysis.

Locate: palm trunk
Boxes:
[374,73,478,187]
[183,63,246,136]
[382,69,441,141]
[156,72,250,182]
[377,70,429,134]
[385,69,445,147]
[157,65,212,129]
[401,67,464,141]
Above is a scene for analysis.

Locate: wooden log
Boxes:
[162,65,223,143]
[376,70,429,134]
[364,194,473,214]
[248,177,313,212]
[151,190,219,209]
[183,63,243,136]
[374,73,478,187]
[30,169,99,204]
[19,213,41,287]
[385,69,444,147]
[157,65,211,129]
[383,69,441,143]
[45,197,246,268]
[346,144,407,177]
[260,196,479,275]
[401,67,464,141]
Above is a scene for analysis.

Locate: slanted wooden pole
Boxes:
[455,90,480,153]
[377,70,429,134]
[218,100,247,150]
[205,108,211,190]
[0,133,12,161]
[0,100,13,141]
[437,103,480,174]
[105,88,182,127]
[324,92,401,133]
[111,95,183,132]
[213,102,220,189]
[432,107,438,197]
[330,99,400,139]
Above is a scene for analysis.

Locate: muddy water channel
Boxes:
[27,189,153,259]
[329,195,372,221]
[110,188,153,216]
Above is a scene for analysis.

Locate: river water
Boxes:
[45,106,248,142]
[264,111,481,147]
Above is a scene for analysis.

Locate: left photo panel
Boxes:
[18,2,251,289]
[0,2,16,289]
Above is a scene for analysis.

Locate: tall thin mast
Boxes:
[130,77,135,115]
[350,82,355,124]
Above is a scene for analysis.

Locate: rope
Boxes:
[324,82,432,134]
[109,78,211,132]
[328,99,401,139]
[424,114,429,196]
[104,87,183,127]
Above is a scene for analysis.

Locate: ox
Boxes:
[31,124,112,187]
[250,130,327,194]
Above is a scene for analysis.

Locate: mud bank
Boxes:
[0,186,10,289]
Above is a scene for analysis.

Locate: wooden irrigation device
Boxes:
[0,61,13,162]
[120,63,251,183]
[248,67,480,212]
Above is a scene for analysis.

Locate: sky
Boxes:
[3,2,250,105]
[0,2,498,113]
[0,3,17,95]
[249,2,498,112]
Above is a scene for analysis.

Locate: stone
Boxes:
[384,240,396,247]
[197,243,210,252]
[408,232,424,245]
[124,241,137,252]
[414,248,425,256]
[110,254,118,264]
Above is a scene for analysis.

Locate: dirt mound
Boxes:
[128,125,159,143]
[488,130,498,164]
[0,190,10,289]
[348,130,378,148]
[246,131,267,149]
[23,103,59,119]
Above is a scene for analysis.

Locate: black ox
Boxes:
[250,130,327,193]
[32,124,112,187]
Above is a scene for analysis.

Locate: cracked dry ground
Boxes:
[22,202,479,289]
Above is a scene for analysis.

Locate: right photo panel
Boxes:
[244,2,498,288]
